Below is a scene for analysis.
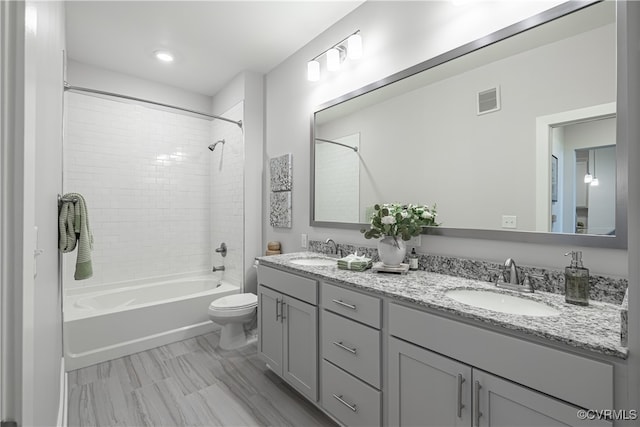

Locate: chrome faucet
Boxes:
[494,258,535,293]
[503,258,520,284]
[325,238,340,257]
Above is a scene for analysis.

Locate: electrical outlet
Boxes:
[301,233,308,249]
[501,215,517,229]
[409,235,422,247]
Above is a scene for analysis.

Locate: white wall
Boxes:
[63,92,213,287]
[264,0,627,276]
[1,1,68,425]
[211,72,264,294]
[210,102,244,286]
[67,59,212,113]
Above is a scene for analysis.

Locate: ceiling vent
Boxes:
[477,86,501,115]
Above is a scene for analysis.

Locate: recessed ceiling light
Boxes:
[154,51,174,62]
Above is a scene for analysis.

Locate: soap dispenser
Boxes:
[564,251,589,306]
[409,248,419,270]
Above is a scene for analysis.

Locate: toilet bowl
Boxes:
[208,293,258,350]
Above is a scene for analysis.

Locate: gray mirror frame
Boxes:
[310,0,627,249]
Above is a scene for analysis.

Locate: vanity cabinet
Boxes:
[389,337,611,427]
[388,303,613,427]
[257,265,318,401]
[320,282,382,427]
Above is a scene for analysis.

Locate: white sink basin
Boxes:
[445,289,560,317]
[290,257,336,266]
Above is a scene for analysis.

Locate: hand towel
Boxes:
[59,193,94,280]
[337,252,372,271]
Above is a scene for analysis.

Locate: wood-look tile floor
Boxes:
[67,332,338,427]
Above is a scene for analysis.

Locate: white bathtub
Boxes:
[64,275,239,371]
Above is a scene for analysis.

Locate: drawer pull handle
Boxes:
[333,394,357,412]
[281,301,287,321]
[457,373,465,418]
[275,298,281,322]
[333,341,357,355]
[332,299,357,310]
[473,380,482,427]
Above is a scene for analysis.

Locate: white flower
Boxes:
[421,211,433,219]
[381,215,396,225]
[400,210,409,218]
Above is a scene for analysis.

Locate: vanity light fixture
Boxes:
[154,50,175,63]
[307,30,362,81]
[326,47,342,71]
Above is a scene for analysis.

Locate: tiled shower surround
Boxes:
[63,93,218,287]
[309,240,628,306]
[210,102,244,287]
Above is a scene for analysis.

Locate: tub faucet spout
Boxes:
[212,265,225,272]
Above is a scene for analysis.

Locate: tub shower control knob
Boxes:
[215,242,227,257]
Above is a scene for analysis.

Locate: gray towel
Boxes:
[59,193,94,280]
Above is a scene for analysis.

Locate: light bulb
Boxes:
[307,60,320,81]
[591,178,599,186]
[154,51,174,62]
[584,173,593,183]
[327,48,341,71]
[347,33,362,59]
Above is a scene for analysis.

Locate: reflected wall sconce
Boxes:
[591,149,599,186]
[584,151,593,183]
[307,31,362,82]
[584,149,600,186]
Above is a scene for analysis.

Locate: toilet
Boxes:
[208,293,258,350]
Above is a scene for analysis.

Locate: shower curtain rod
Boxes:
[315,138,358,152]
[63,83,243,129]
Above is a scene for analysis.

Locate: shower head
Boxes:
[208,139,225,151]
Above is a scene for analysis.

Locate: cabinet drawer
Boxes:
[322,282,381,328]
[322,360,381,427]
[322,310,381,388]
[258,265,317,305]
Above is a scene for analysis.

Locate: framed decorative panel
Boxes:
[270,153,292,192]
[270,191,292,228]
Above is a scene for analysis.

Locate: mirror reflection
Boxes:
[313,1,616,236]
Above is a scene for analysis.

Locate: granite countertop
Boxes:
[257,252,627,360]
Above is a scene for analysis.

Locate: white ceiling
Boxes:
[65,1,365,97]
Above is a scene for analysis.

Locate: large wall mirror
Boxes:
[311,0,627,249]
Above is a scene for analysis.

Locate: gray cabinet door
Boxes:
[283,295,318,402]
[475,370,612,427]
[389,337,471,427]
[258,285,283,375]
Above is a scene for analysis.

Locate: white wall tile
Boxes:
[63,93,213,288]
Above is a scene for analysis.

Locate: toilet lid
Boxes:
[210,293,257,310]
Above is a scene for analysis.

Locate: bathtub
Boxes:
[64,275,239,371]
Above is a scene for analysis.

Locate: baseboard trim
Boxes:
[56,357,67,427]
